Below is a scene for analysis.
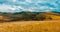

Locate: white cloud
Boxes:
[22,8,35,12]
[12,0,16,2]
[25,0,32,3]
[0,4,18,12]
[0,4,11,11]
[39,6,54,12]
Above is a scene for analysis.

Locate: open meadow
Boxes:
[0,20,60,32]
[0,12,60,32]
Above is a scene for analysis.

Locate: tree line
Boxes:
[0,12,53,21]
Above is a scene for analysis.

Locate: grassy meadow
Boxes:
[0,21,60,32]
[0,12,60,32]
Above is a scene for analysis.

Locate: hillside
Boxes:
[0,12,60,21]
[0,12,60,32]
[41,12,60,20]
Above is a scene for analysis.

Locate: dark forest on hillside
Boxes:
[0,12,60,21]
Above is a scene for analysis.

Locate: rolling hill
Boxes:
[0,12,60,21]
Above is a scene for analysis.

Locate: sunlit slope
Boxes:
[42,12,60,20]
[50,15,60,20]
[0,12,60,21]
[0,21,60,32]
[0,16,10,21]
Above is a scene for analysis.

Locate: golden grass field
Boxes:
[0,20,60,32]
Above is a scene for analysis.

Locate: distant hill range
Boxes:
[0,12,60,21]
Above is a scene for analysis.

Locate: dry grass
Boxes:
[0,21,60,32]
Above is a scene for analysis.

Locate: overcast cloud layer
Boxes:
[0,0,60,12]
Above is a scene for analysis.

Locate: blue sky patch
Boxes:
[0,0,60,12]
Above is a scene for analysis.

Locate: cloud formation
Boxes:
[0,0,60,12]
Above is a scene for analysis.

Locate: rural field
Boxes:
[0,0,60,32]
[0,20,60,32]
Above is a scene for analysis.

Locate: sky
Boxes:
[0,0,60,12]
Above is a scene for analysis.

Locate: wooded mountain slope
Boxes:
[0,12,60,21]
